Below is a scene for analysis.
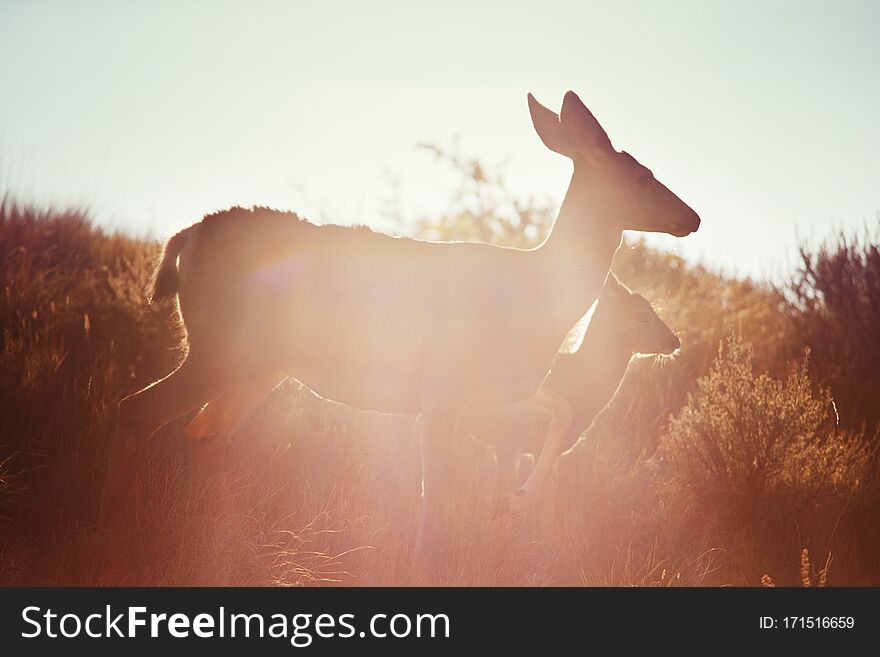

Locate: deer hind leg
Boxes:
[507,389,572,514]
[100,353,237,523]
[184,369,287,443]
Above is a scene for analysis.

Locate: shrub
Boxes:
[408,143,554,248]
[659,334,868,531]
[3,150,879,585]
[0,200,179,531]
[784,225,880,433]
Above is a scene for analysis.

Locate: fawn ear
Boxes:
[560,90,614,155]
[528,93,572,157]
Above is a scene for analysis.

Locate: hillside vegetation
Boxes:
[1,156,878,585]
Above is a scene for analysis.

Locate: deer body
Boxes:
[170,202,616,415]
[104,91,700,570]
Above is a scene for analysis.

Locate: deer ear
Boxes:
[560,90,614,155]
[528,93,572,157]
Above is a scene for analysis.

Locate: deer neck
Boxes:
[537,173,623,314]
[565,318,634,403]
[576,317,633,373]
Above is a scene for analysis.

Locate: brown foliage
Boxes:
[0,152,878,585]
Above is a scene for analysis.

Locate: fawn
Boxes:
[459,271,679,512]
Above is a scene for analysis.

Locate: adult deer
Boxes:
[103,91,700,567]
[458,271,680,513]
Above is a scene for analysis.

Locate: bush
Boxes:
[785,226,880,433]
[408,143,555,248]
[659,334,868,531]
[0,200,179,531]
[2,149,879,585]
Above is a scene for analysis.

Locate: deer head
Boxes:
[529,91,700,238]
[598,272,680,355]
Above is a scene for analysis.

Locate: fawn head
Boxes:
[597,272,679,355]
[528,91,700,237]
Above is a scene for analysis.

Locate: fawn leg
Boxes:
[508,389,571,513]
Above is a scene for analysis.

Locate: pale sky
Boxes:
[1,0,878,280]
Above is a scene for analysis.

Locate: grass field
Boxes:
[1,164,878,585]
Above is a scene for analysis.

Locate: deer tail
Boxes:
[149,225,198,305]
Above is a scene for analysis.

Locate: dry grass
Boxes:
[1,155,878,586]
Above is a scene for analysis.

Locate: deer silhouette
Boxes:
[102,91,700,568]
[458,271,679,513]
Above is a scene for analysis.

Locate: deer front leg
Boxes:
[494,442,520,505]
[414,407,460,578]
[507,389,572,514]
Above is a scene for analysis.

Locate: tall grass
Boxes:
[0,153,878,585]
[785,228,880,433]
